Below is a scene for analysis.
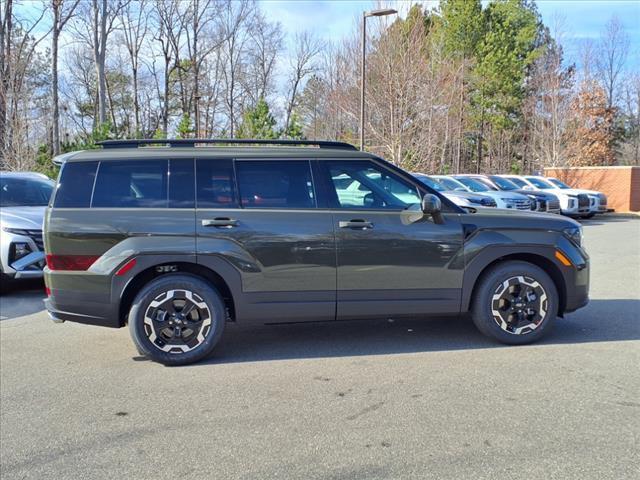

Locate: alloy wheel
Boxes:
[143,289,212,353]
[491,276,548,335]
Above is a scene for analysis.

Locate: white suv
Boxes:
[0,172,54,289]
[543,177,608,215]
[499,175,592,218]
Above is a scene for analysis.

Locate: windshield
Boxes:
[0,176,54,207]
[547,178,570,189]
[506,176,528,188]
[435,176,466,191]
[413,174,444,192]
[488,175,518,191]
[453,177,490,192]
[525,177,555,189]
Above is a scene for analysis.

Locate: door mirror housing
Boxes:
[422,193,442,216]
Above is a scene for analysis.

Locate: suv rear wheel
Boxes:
[128,274,226,365]
[471,261,558,345]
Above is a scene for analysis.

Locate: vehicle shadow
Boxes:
[0,280,46,321]
[191,298,640,366]
[578,215,639,226]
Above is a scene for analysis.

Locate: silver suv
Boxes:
[0,172,54,288]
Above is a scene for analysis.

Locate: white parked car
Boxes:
[434,175,533,211]
[543,177,608,215]
[412,173,497,208]
[498,175,592,218]
[0,171,54,289]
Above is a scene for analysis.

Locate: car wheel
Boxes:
[128,274,226,366]
[471,261,558,345]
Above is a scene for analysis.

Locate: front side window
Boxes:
[236,160,315,209]
[92,160,168,208]
[325,161,421,209]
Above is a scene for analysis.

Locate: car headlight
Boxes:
[481,198,497,207]
[563,226,583,247]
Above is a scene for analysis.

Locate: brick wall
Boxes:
[543,166,640,213]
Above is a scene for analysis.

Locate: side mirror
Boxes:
[422,194,444,224]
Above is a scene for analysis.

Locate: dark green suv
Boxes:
[44,139,589,365]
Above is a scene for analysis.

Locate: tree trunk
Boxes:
[52,7,60,155]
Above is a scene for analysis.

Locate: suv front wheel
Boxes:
[471,261,558,345]
[129,274,226,365]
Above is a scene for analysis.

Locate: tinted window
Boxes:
[1,176,54,207]
[525,177,554,189]
[92,160,168,208]
[53,161,97,208]
[454,177,490,192]
[413,174,444,192]
[507,177,528,188]
[196,159,237,208]
[236,161,315,209]
[489,175,518,190]
[326,161,420,209]
[169,159,194,208]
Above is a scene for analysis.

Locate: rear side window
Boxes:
[92,160,168,208]
[236,160,315,209]
[53,161,98,208]
[196,159,237,208]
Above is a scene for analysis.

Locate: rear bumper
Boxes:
[44,297,120,328]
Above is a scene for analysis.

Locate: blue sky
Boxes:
[261,0,640,69]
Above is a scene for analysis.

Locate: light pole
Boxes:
[360,8,397,151]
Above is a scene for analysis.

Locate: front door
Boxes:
[195,158,336,323]
[319,160,464,320]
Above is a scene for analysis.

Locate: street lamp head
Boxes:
[365,8,397,17]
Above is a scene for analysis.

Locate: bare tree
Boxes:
[152,0,187,136]
[596,16,630,109]
[244,11,283,105]
[117,0,148,136]
[51,0,80,154]
[219,0,252,137]
[283,31,322,132]
[73,0,126,127]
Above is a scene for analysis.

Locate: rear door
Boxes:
[195,158,336,323]
[318,159,464,320]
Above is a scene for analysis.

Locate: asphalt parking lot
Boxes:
[1,217,638,480]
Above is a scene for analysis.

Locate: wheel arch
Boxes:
[118,262,236,327]
[463,251,567,317]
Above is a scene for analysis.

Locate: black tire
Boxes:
[129,274,226,366]
[471,261,558,345]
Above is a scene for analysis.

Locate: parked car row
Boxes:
[411,173,607,219]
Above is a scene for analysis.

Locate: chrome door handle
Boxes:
[202,218,238,228]
[339,219,374,229]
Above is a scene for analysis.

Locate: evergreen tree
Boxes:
[236,98,278,139]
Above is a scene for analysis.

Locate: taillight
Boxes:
[46,254,100,271]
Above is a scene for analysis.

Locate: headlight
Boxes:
[563,226,583,247]
[481,198,497,207]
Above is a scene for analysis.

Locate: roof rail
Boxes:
[96,138,358,151]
